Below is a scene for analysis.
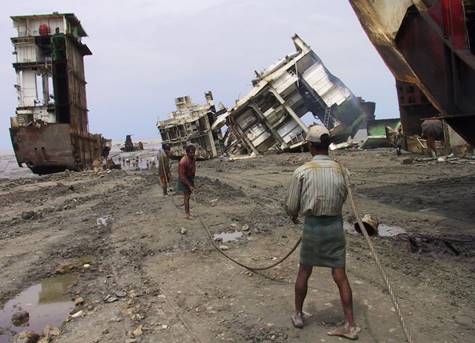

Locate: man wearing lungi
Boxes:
[286,125,360,340]
[177,144,196,220]
[158,144,172,196]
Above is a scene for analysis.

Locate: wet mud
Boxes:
[0,149,474,342]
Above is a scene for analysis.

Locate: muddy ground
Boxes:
[0,149,474,343]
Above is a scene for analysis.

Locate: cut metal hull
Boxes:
[10,123,103,174]
[349,0,475,145]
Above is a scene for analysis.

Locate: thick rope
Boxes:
[340,164,414,343]
[198,217,301,271]
[169,192,301,271]
[166,160,414,342]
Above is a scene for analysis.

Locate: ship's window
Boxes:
[407,86,415,93]
[408,96,416,104]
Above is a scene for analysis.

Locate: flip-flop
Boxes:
[327,325,361,340]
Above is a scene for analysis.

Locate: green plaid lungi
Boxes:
[300,215,346,268]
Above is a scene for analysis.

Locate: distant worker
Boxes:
[395,127,403,156]
[158,144,172,196]
[421,119,443,157]
[286,125,359,340]
[177,145,196,220]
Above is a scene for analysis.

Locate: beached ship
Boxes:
[157,92,224,160]
[349,0,475,146]
[215,35,375,156]
[9,13,109,174]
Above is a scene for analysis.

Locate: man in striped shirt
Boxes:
[286,125,359,340]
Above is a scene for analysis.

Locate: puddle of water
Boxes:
[378,224,407,237]
[213,231,243,243]
[0,274,77,343]
[344,222,406,237]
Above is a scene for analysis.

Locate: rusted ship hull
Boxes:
[349,0,475,145]
[10,124,103,175]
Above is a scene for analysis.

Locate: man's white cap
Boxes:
[306,124,330,143]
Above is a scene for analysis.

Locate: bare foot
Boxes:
[291,312,304,329]
[185,214,193,220]
[327,323,361,340]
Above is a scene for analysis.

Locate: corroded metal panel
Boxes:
[10,124,76,172]
[349,0,475,145]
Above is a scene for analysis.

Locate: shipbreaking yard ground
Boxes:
[0,149,474,343]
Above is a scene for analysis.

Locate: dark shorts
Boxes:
[176,176,194,194]
[300,215,346,268]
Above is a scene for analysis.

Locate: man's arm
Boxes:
[285,171,302,219]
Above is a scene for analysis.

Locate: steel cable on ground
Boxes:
[166,160,414,342]
[168,192,302,271]
[162,156,303,272]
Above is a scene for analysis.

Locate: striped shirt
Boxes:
[286,155,347,217]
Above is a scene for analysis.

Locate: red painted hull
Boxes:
[349,0,475,145]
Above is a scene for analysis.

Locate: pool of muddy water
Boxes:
[344,222,407,237]
[0,274,77,342]
[213,231,243,243]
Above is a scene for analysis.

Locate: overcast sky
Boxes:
[0,0,398,150]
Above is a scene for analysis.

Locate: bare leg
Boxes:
[295,263,313,314]
[327,268,360,339]
[332,267,354,326]
[184,192,191,219]
[162,184,168,196]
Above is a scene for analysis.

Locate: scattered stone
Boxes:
[132,325,143,337]
[102,329,109,335]
[401,158,413,165]
[103,294,118,303]
[83,264,91,269]
[43,326,60,337]
[55,261,77,274]
[115,290,127,298]
[74,297,84,306]
[21,211,37,220]
[11,311,29,326]
[14,332,40,343]
[219,245,229,251]
[180,227,187,235]
[71,310,83,318]
[96,215,113,227]
[242,224,250,231]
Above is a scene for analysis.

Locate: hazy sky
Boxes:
[0,0,398,150]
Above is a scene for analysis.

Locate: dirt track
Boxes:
[0,149,474,342]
